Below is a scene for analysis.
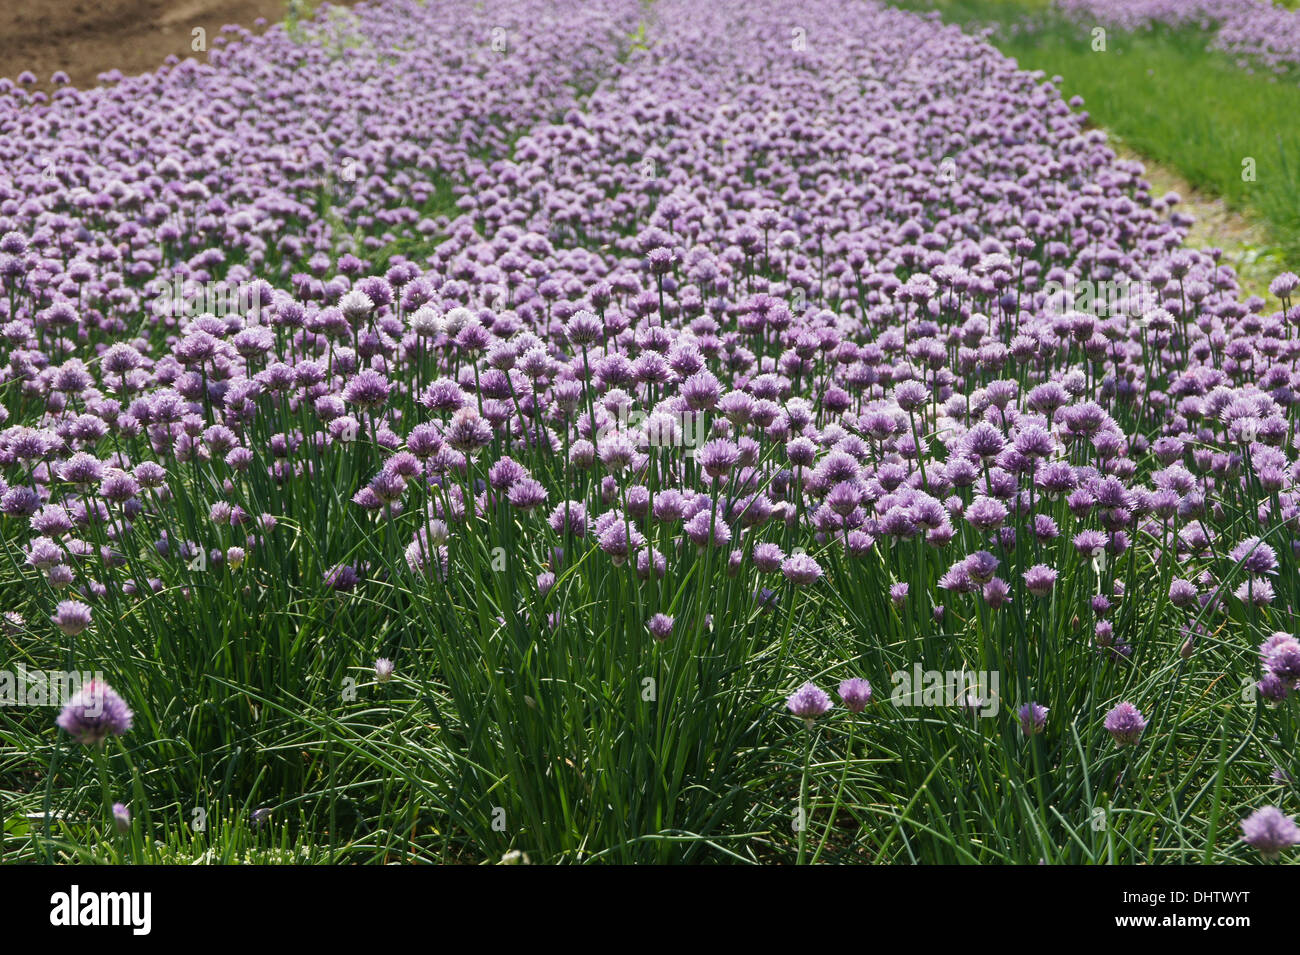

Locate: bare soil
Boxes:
[0,0,308,89]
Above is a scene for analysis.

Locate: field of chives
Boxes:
[1,0,1300,867]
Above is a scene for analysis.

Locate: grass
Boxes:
[890,0,1300,269]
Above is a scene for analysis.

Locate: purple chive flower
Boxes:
[1018,702,1048,737]
[683,510,731,548]
[938,563,974,594]
[343,370,391,409]
[1270,272,1299,298]
[646,613,674,642]
[26,537,63,570]
[548,501,587,537]
[698,439,740,479]
[781,553,823,586]
[444,408,493,454]
[752,542,786,573]
[964,550,999,584]
[487,456,528,491]
[1032,514,1059,543]
[1102,701,1147,747]
[1022,564,1057,597]
[786,682,832,728]
[112,802,131,833]
[507,477,548,511]
[1073,530,1107,559]
[1229,537,1278,576]
[966,496,1009,531]
[964,422,1005,460]
[1236,578,1275,607]
[1240,806,1300,859]
[982,577,1011,609]
[785,437,817,467]
[375,658,395,683]
[99,470,140,504]
[838,678,872,713]
[564,310,603,346]
[56,679,132,745]
[1168,578,1197,608]
[682,371,722,411]
[1263,634,1300,679]
[1256,673,1293,702]
[326,563,361,591]
[51,600,92,636]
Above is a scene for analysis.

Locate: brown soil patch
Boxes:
[0,0,348,90]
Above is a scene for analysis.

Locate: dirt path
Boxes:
[0,0,334,89]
